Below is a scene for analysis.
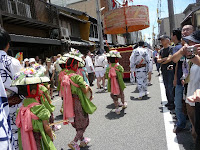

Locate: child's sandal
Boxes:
[79,137,91,148]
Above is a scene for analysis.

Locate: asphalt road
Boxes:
[52,66,194,150]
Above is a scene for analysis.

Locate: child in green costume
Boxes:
[39,84,61,131]
[59,50,96,150]
[105,50,127,115]
[12,68,56,150]
[32,63,61,131]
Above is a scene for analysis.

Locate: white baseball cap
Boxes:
[29,58,36,63]
[24,58,29,62]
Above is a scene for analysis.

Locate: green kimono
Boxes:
[17,98,56,150]
[62,70,97,114]
[105,63,126,92]
[39,85,55,113]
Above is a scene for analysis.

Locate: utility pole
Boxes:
[96,0,104,52]
[167,0,175,36]
[152,25,155,47]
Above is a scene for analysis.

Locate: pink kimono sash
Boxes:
[59,73,80,125]
[76,68,84,77]
[16,102,40,150]
[109,64,120,95]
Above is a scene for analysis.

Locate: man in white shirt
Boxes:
[85,51,95,86]
[0,28,22,149]
[145,44,153,86]
[130,41,150,99]
[94,50,108,92]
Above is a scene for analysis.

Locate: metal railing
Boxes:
[0,0,59,26]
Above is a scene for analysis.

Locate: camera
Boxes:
[187,46,197,53]
[167,65,173,70]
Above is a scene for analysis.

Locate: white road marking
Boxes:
[159,76,180,150]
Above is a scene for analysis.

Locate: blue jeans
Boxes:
[162,69,174,104]
[175,85,186,128]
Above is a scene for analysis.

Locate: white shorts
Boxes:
[95,70,105,78]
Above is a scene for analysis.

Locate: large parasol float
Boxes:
[103,1,150,79]
[103,3,150,35]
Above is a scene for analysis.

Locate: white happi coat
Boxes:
[0,75,15,150]
[130,47,150,97]
[0,50,22,149]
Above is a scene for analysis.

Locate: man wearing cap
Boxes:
[0,28,22,149]
[130,41,150,99]
[173,30,200,148]
[172,25,196,135]
[157,35,175,110]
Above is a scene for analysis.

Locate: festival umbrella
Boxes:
[103,5,150,34]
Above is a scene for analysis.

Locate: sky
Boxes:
[119,0,196,44]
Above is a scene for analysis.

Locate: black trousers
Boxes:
[88,72,94,86]
[161,69,174,104]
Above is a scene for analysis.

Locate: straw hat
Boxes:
[31,63,46,77]
[11,67,49,86]
[63,48,84,64]
[106,50,122,58]
[58,56,68,64]
[78,60,85,68]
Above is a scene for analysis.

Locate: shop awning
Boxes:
[10,34,61,45]
[59,12,88,23]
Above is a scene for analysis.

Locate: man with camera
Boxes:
[172,30,200,149]
[157,35,175,110]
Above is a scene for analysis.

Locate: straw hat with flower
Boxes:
[63,48,85,64]
[106,50,122,58]
[58,56,68,65]
[11,67,49,86]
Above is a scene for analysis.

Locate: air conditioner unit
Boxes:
[61,27,69,38]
